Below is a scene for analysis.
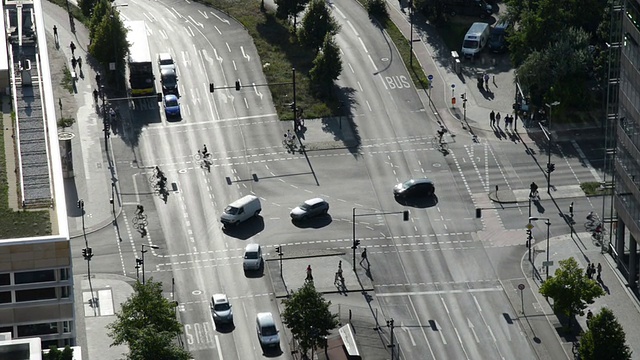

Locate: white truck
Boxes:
[461,22,490,58]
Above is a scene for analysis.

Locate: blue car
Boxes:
[164,94,181,118]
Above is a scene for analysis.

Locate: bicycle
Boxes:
[282,138,296,150]
[132,215,148,227]
[584,212,600,231]
[431,136,448,152]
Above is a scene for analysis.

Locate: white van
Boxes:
[256,312,280,348]
[461,22,490,58]
[220,195,261,227]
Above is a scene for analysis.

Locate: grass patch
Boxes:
[581,181,611,196]
[0,111,51,238]
[61,67,74,94]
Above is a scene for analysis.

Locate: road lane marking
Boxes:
[376,286,503,297]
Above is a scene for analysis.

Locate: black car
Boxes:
[445,0,492,19]
[394,178,435,198]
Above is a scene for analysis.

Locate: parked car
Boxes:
[211,294,233,324]
[256,312,280,349]
[393,178,435,198]
[488,20,510,53]
[163,94,181,118]
[445,0,492,18]
[290,198,329,220]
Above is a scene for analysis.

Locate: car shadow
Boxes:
[291,215,333,229]
[244,263,265,278]
[262,346,283,357]
[214,322,235,334]
[222,217,265,239]
[394,195,439,208]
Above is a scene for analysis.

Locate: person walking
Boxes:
[360,248,369,267]
[93,89,99,103]
[53,25,58,41]
[71,57,77,70]
[70,41,76,56]
[496,112,501,127]
[490,110,495,126]
[597,263,602,281]
[77,56,82,70]
[306,265,313,282]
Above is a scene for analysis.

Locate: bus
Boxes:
[124,20,155,96]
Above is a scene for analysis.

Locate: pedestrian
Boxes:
[360,248,368,266]
[496,112,501,127]
[490,110,495,126]
[597,263,602,278]
[70,41,76,55]
[306,265,313,282]
[77,56,82,70]
[483,72,489,87]
[92,89,98,103]
[71,57,77,70]
[586,309,593,326]
[53,25,58,40]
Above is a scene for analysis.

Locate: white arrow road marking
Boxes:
[400,322,416,346]
[241,46,251,61]
[201,49,214,66]
[188,15,204,28]
[433,320,447,345]
[198,9,209,19]
[211,12,230,24]
[252,83,263,100]
[467,318,479,343]
[214,49,223,63]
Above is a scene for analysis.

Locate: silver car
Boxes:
[211,294,233,324]
[290,198,329,220]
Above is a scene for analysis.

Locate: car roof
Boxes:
[256,312,274,325]
[408,178,433,185]
[161,68,176,77]
[164,94,178,102]
[304,198,325,205]
[245,243,260,252]
[212,294,228,303]
[158,53,173,62]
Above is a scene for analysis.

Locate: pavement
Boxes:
[46,0,640,359]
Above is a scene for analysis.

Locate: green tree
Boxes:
[43,346,73,360]
[88,13,129,74]
[282,281,339,356]
[275,0,309,29]
[539,257,605,323]
[365,0,388,22]
[578,308,632,360]
[107,279,191,360]
[310,35,342,94]
[88,0,111,39]
[79,0,98,18]
[298,0,340,52]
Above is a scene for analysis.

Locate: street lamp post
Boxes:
[529,217,551,280]
[409,3,414,68]
[140,244,159,284]
[544,101,560,194]
[78,199,97,315]
[352,208,409,272]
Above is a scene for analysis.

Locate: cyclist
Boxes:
[157,177,166,189]
[437,128,446,144]
[136,205,144,215]
[155,166,164,179]
[203,144,208,156]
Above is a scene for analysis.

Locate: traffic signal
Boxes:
[547,163,555,173]
[82,248,87,258]
[210,83,214,93]
[352,239,361,249]
[403,210,410,221]
[288,102,295,111]
[235,80,241,91]
[275,246,280,254]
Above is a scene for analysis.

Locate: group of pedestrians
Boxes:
[586,262,603,281]
[489,110,517,130]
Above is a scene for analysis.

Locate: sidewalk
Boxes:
[42,4,134,360]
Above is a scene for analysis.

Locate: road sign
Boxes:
[525,223,534,230]
[428,74,433,81]
[451,84,456,89]
[518,283,525,291]
[542,261,554,267]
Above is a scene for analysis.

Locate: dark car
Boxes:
[445,0,492,19]
[394,178,435,198]
[160,68,179,96]
[488,20,510,53]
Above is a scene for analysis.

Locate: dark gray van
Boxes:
[488,20,510,53]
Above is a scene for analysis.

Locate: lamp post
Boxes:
[544,101,560,194]
[139,244,159,284]
[78,199,97,315]
[409,2,414,68]
[352,208,409,272]
[529,217,551,280]
[387,318,396,359]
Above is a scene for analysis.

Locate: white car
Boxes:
[211,294,233,324]
[290,198,329,221]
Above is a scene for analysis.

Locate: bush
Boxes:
[366,0,388,21]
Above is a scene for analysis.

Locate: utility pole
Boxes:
[387,318,396,359]
[78,199,96,316]
[140,244,159,284]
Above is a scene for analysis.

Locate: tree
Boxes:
[539,257,605,323]
[89,0,112,39]
[282,281,339,356]
[43,346,73,360]
[88,13,129,74]
[578,308,632,360]
[365,0,388,22]
[79,0,98,18]
[298,0,340,52]
[310,35,342,95]
[107,279,191,360]
[275,0,309,30]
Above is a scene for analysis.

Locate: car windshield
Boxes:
[160,59,173,65]
[163,76,177,87]
[299,203,311,211]
[261,325,277,336]
[165,98,178,107]
[463,40,479,49]
[402,180,415,189]
[245,251,258,259]
[214,302,230,311]
[224,206,238,215]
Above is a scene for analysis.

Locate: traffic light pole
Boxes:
[352,208,410,272]
[78,199,96,316]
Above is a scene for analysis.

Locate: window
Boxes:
[17,322,58,337]
[61,286,70,298]
[63,321,72,333]
[0,291,11,304]
[0,326,12,335]
[0,273,9,286]
[14,270,55,284]
[15,287,56,302]
[59,268,70,281]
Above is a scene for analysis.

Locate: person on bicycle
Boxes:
[203,144,208,156]
[437,128,446,144]
[157,177,166,189]
[155,166,164,179]
[136,205,144,215]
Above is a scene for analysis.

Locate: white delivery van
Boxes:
[220,195,262,227]
[461,22,490,58]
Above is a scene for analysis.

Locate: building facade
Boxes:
[612,0,640,292]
